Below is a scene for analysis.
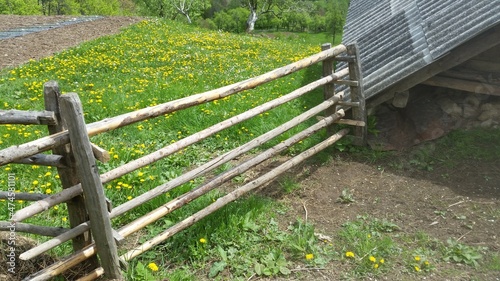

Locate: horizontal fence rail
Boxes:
[0,43,366,281]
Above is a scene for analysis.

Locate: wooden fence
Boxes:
[0,43,365,280]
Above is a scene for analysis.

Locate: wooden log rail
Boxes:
[0,43,367,281]
[0,109,57,125]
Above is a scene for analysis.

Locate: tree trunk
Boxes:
[246,10,258,33]
[182,12,192,24]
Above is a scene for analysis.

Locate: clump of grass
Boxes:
[337,216,400,278]
[442,238,486,267]
[279,175,301,193]
[336,188,355,204]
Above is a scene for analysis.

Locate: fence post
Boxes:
[43,81,99,268]
[59,93,123,280]
[321,43,336,135]
[346,44,367,145]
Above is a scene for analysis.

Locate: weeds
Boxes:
[443,238,486,267]
[336,188,355,204]
[279,176,301,193]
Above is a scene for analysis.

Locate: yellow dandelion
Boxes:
[148,262,159,272]
[127,196,133,200]
[369,256,376,262]
[199,238,207,244]
[32,180,39,185]
[414,266,421,272]
[113,154,119,159]
[345,251,355,258]
[379,258,385,264]
[414,256,421,261]
[305,253,314,260]
[374,263,379,269]
[45,188,52,194]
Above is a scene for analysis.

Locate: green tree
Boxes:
[326,0,349,34]
[0,0,41,14]
[245,0,277,33]
[170,0,210,23]
[213,7,247,32]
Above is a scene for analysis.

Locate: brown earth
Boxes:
[0,15,499,281]
[0,15,143,70]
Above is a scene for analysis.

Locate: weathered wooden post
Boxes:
[59,92,123,280]
[346,44,367,145]
[43,81,98,268]
[321,43,336,135]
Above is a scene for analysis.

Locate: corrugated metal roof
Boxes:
[340,0,500,100]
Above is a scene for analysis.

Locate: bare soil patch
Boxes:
[0,16,499,280]
[266,144,500,280]
[0,15,143,70]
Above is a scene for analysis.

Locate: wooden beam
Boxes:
[0,221,67,237]
[369,25,500,107]
[347,43,367,146]
[335,80,359,86]
[422,76,500,96]
[337,101,360,107]
[322,43,337,135]
[335,119,366,126]
[43,81,96,264]
[461,59,500,73]
[59,93,123,280]
[90,143,110,163]
[441,69,496,84]
[334,55,355,62]
[12,153,67,168]
[0,191,48,201]
[0,109,57,125]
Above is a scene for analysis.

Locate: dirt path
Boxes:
[0,15,143,70]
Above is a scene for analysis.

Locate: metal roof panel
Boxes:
[340,0,500,100]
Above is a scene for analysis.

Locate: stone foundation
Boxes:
[368,85,500,150]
